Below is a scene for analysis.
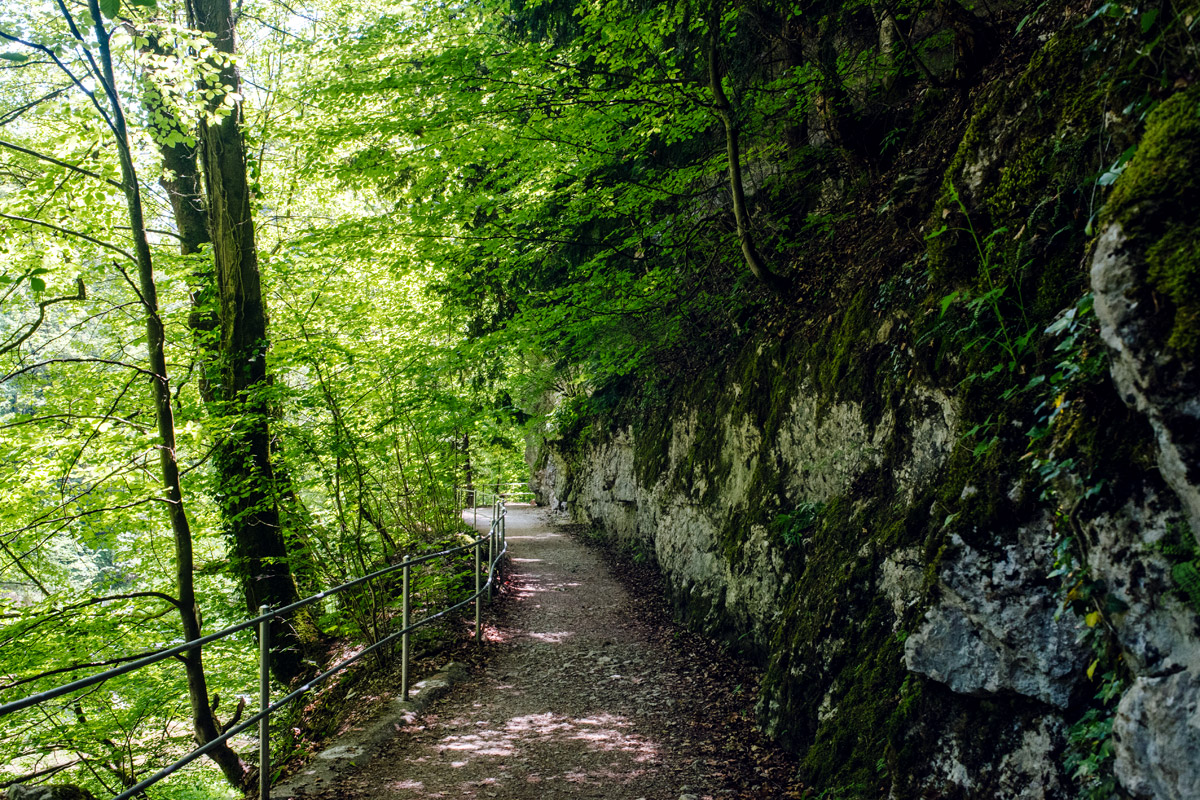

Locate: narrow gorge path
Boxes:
[297,505,798,800]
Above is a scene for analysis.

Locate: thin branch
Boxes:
[177,440,221,477]
[216,696,246,734]
[0,87,70,127]
[110,259,151,313]
[0,212,135,261]
[0,636,182,693]
[4,494,158,547]
[116,226,185,241]
[0,28,116,136]
[1,357,161,383]
[53,0,88,43]
[53,0,120,131]
[37,300,142,351]
[4,452,154,540]
[0,138,123,189]
[59,372,139,496]
[0,593,184,664]
[0,277,87,356]
[0,534,49,595]
[0,412,149,434]
[0,761,81,789]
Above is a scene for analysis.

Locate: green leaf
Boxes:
[129,0,157,7]
[29,277,46,292]
[0,52,31,63]
[99,0,120,20]
[939,291,959,318]
[1140,8,1159,33]
[1098,145,1137,186]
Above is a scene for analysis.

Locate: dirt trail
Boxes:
[308,505,789,800]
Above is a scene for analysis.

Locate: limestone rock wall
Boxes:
[525,61,1200,800]
[527,10,1200,799]
[531,330,1198,797]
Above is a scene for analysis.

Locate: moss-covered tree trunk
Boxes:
[142,47,219,403]
[186,0,306,682]
[82,1,251,788]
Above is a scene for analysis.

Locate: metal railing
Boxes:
[0,494,511,800]
[457,481,535,527]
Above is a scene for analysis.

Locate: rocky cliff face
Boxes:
[528,10,1200,799]
[532,339,1198,797]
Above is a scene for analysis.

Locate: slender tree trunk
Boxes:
[186,0,307,682]
[705,23,789,294]
[83,2,250,789]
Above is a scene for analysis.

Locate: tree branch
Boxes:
[0,534,49,595]
[0,27,116,136]
[0,87,71,126]
[0,411,148,434]
[0,138,123,188]
[0,761,80,790]
[0,277,87,356]
[706,25,789,294]
[1,357,161,383]
[0,212,135,261]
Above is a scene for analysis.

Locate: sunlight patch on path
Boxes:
[382,710,660,797]
[332,506,721,799]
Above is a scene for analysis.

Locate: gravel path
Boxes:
[316,505,789,800]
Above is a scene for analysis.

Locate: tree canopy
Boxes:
[2,0,1163,793]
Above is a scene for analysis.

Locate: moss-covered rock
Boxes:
[1102,85,1200,357]
[532,3,1200,798]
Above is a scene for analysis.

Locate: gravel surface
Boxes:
[303,505,800,800]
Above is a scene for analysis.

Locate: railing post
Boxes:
[401,556,411,700]
[259,605,270,800]
[487,518,495,601]
[474,536,482,643]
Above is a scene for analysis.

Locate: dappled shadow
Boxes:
[382,709,660,797]
[328,506,716,800]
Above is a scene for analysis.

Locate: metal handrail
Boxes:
[455,481,533,528]
[0,494,511,800]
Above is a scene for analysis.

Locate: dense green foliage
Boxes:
[0,0,524,794]
[1,0,1197,795]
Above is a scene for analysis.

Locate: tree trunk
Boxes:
[140,48,218,402]
[705,24,789,294]
[83,1,250,789]
[186,0,307,682]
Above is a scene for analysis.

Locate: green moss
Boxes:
[806,288,898,428]
[1146,226,1200,354]
[928,23,1104,290]
[1103,87,1200,221]
[801,638,908,794]
[630,303,907,569]
[1102,85,1200,356]
[986,138,1054,221]
[632,408,672,488]
[755,491,938,797]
